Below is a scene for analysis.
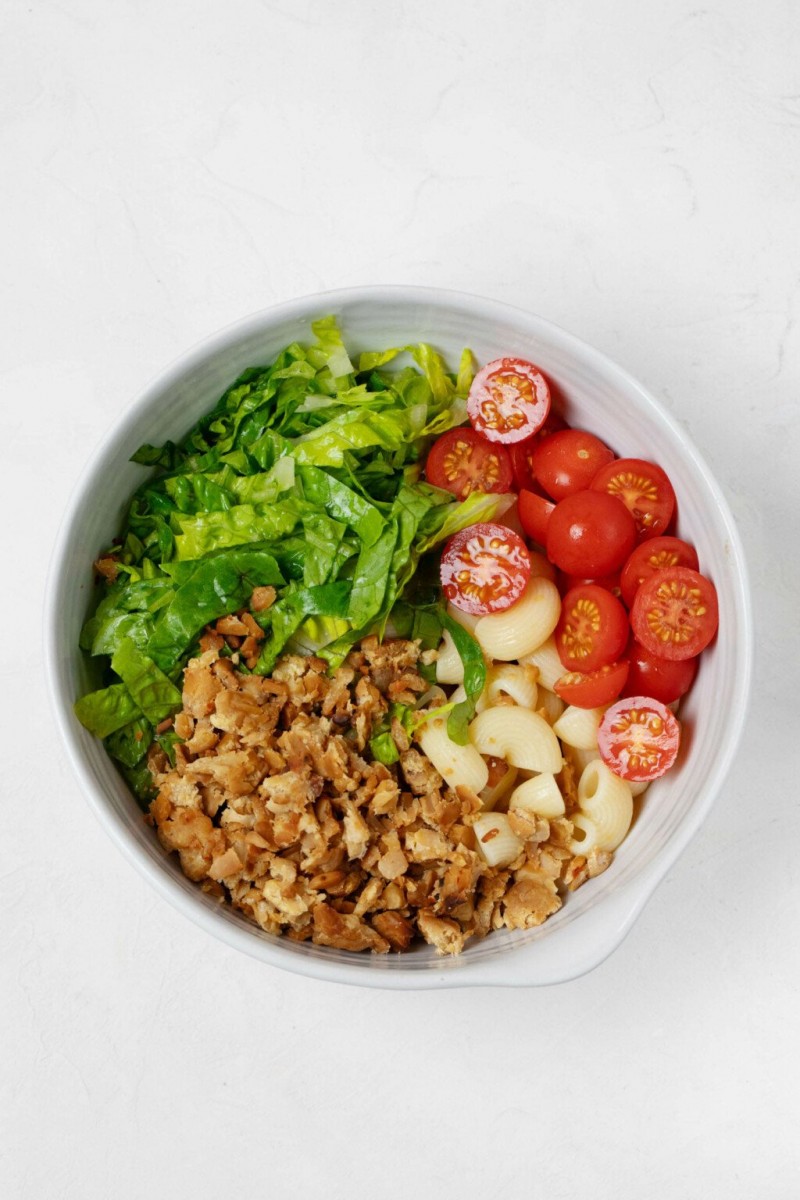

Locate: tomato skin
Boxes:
[467,357,551,444]
[532,429,615,501]
[558,570,622,600]
[440,522,532,616]
[554,659,630,709]
[509,414,570,490]
[598,696,680,782]
[509,438,538,492]
[555,584,630,673]
[518,488,556,547]
[425,427,513,500]
[546,490,637,576]
[620,537,699,607]
[630,566,719,661]
[624,641,697,705]
[590,457,676,542]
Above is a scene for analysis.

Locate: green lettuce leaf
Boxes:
[148,548,284,669]
[74,683,141,739]
[440,612,487,745]
[110,637,183,723]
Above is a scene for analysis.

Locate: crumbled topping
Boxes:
[148,631,607,955]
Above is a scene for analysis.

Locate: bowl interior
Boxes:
[47,288,751,987]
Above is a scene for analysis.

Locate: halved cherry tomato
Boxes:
[598,696,680,782]
[624,640,698,705]
[630,566,719,660]
[467,357,551,444]
[532,429,615,501]
[620,536,699,607]
[555,584,630,673]
[440,522,531,615]
[518,488,556,547]
[425,427,513,499]
[590,458,676,541]
[554,659,630,709]
[546,490,637,576]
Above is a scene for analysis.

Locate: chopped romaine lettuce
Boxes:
[76,317,497,798]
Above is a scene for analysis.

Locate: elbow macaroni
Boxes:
[552,704,607,750]
[473,577,561,661]
[469,706,563,773]
[520,635,563,691]
[417,716,489,793]
[570,759,633,854]
[435,630,465,685]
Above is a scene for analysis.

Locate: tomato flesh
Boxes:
[440,522,532,615]
[624,641,698,705]
[554,659,629,709]
[630,566,719,660]
[518,488,556,547]
[598,696,680,782]
[555,584,630,673]
[532,429,615,501]
[425,427,513,499]
[467,357,551,444]
[546,490,637,576]
[591,458,676,541]
[620,536,699,607]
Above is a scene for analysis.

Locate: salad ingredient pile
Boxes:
[76,321,719,956]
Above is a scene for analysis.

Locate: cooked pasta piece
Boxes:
[473,577,561,661]
[485,663,539,710]
[564,745,600,776]
[553,704,607,750]
[473,812,524,868]
[570,759,633,854]
[537,688,565,725]
[469,706,563,773]
[508,773,566,818]
[521,635,563,691]
[435,630,465,685]
[417,716,489,793]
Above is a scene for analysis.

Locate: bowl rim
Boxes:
[44,283,754,988]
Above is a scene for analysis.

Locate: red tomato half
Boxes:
[591,458,676,541]
[554,660,630,709]
[624,641,698,705]
[518,488,556,547]
[555,584,630,673]
[620,536,699,607]
[630,566,719,660]
[546,490,637,576]
[598,696,680,782]
[467,358,551,444]
[425,427,513,499]
[532,429,615,501]
[440,522,531,615]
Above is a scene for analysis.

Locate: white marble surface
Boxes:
[2,1,799,1196]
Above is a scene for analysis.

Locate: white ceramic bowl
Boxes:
[46,286,752,988]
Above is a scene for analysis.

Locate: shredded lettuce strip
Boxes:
[76,317,506,797]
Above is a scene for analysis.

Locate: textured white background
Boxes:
[2,1,799,1197]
